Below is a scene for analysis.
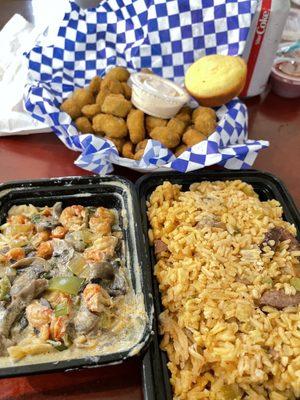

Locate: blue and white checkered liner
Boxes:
[24,0,269,174]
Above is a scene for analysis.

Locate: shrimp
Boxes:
[83,235,118,263]
[89,207,115,235]
[8,215,28,224]
[59,206,86,231]
[41,207,52,217]
[51,226,67,239]
[46,291,72,312]
[83,283,112,313]
[50,316,68,341]
[4,214,34,240]
[26,301,53,341]
[31,231,50,248]
[6,247,25,261]
[36,241,53,259]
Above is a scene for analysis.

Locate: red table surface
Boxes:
[0,1,300,400]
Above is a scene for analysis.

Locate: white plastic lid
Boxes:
[130,72,190,119]
[282,8,300,41]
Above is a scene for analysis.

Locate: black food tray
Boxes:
[0,175,153,378]
[137,170,300,400]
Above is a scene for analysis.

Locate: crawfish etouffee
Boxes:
[147,181,300,400]
[0,203,146,365]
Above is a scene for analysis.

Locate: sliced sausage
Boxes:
[154,240,168,254]
[259,289,300,309]
[279,230,300,251]
[260,228,282,251]
[260,227,299,252]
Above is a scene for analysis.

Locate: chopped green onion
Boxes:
[290,277,300,291]
[98,312,112,329]
[0,276,11,301]
[47,340,68,352]
[48,276,84,295]
[68,255,87,277]
[31,214,42,223]
[62,335,73,347]
[218,384,242,400]
[263,277,273,286]
[54,302,69,317]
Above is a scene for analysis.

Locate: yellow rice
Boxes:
[147,180,300,400]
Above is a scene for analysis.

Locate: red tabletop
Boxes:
[0,1,300,400]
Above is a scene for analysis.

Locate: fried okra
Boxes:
[60,98,82,120]
[101,94,132,118]
[72,88,94,109]
[134,149,144,160]
[122,141,135,159]
[167,118,186,137]
[101,78,123,95]
[96,87,110,108]
[82,103,102,119]
[192,106,216,122]
[174,144,188,157]
[121,82,132,100]
[150,127,180,149]
[92,114,127,138]
[127,109,145,144]
[135,139,149,152]
[182,128,206,147]
[89,76,102,94]
[105,137,125,153]
[105,67,130,82]
[75,117,93,134]
[140,68,153,74]
[194,114,216,136]
[175,106,192,124]
[145,116,167,134]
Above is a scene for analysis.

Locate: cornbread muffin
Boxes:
[185,55,247,107]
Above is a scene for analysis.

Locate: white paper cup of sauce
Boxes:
[130,72,190,119]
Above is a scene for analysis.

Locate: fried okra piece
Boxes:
[127,109,145,144]
[140,68,153,74]
[182,128,206,147]
[167,118,186,137]
[105,137,125,153]
[101,94,132,118]
[174,144,187,157]
[194,114,216,136]
[101,78,123,94]
[134,149,144,160]
[135,139,149,152]
[105,67,130,82]
[96,87,110,108]
[92,114,128,138]
[60,98,82,119]
[75,117,93,134]
[82,103,102,119]
[192,106,216,122]
[121,82,132,100]
[72,88,94,109]
[89,76,102,94]
[150,127,180,149]
[175,106,192,124]
[145,116,167,134]
[122,141,135,159]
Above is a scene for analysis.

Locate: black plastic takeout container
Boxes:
[137,170,300,400]
[0,175,153,378]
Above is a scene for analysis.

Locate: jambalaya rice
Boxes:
[147,180,300,400]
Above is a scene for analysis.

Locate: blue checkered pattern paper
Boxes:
[24,0,269,174]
